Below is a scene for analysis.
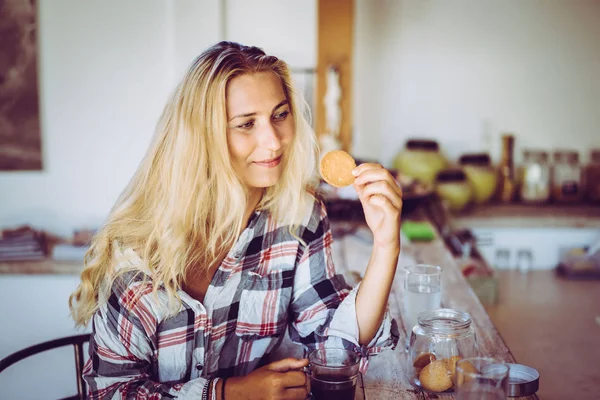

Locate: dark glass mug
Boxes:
[307,348,360,400]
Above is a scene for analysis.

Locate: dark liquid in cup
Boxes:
[311,374,356,400]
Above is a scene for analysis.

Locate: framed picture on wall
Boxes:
[0,0,42,171]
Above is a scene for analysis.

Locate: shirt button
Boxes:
[196,364,203,371]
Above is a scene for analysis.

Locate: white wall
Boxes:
[353,0,600,166]
[0,0,316,237]
[225,0,316,69]
[1,0,175,236]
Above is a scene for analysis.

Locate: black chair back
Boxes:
[0,334,91,400]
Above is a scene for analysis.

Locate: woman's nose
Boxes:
[259,122,282,151]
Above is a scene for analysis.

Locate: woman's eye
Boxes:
[236,121,254,130]
[273,111,290,121]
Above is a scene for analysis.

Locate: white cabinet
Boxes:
[472,227,600,270]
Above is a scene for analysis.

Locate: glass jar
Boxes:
[408,309,478,393]
[458,153,498,204]
[435,169,473,212]
[552,150,583,203]
[393,139,447,186]
[587,149,600,203]
[520,150,551,203]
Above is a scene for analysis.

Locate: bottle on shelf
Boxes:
[498,133,517,203]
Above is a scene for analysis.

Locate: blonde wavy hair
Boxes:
[69,41,319,326]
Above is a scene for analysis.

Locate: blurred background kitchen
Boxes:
[0,0,599,399]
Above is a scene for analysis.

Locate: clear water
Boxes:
[403,283,442,332]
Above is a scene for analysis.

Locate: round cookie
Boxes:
[445,355,462,382]
[419,359,453,392]
[320,150,356,187]
[455,360,478,387]
[413,352,436,373]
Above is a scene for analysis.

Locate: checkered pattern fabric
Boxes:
[83,196,399,399]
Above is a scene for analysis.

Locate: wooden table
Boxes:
[330,221,539,399]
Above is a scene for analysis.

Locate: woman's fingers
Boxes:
[280,370,308,388]
[352,163,384,176]
[368,194,401,217]
[353,167,403,199]
[266,358,308,372]
[361,181,403,210]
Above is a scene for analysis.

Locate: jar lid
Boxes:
[523,149,549,163]
[417,308,472,333]
[458,153,491,166]
[505,363,540,397]
[435,168,467,183]
[406,139,439,152]
[553,150,579,164]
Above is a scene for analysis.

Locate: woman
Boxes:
[69,41,401,400]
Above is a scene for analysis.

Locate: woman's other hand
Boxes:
[225,358,310,399]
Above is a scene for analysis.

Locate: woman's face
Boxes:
[226,71,295,190]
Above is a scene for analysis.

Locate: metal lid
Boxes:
[435,168,467,183]
[523,149,549,163]
[553,150,579,164]
[406,139,440,151]
[506,363,539,397]
[459,153,491,166]
[591,149,600,164]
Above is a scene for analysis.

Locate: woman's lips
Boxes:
[253,155,282,168]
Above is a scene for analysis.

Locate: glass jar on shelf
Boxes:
[520,150,551,203]
[552,150,583,203]
[435,169,473,212]
[393,139,447,186]
[407,309,478,394]
[458,153,498,204]
[587,149,600,203]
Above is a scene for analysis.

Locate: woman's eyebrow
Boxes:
[272,100,289,112]
[229,100,288,122]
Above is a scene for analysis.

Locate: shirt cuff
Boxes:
[327,282,393,352]
[176,377,209,399]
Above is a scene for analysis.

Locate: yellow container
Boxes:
[458,153,498,204]
[393,139,447,186]
[435,169,473,212]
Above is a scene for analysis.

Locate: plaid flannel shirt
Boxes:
[83,196,399,399]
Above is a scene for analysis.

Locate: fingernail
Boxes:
[352,168,359,176]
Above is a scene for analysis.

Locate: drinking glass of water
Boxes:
[456,357,509,400]
[403,264,442,334]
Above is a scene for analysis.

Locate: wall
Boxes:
[353,0,600,166]
[0,0,316,237]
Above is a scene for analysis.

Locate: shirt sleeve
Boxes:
[287,200,399,371]
[83,279,208,399]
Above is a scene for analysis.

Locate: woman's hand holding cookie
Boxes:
[352,163,403,249]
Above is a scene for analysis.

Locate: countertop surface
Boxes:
[2,203,598,275]
[329,219,538,399]
[452,203,600,229]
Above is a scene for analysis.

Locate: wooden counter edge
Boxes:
[0,259,83,275]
